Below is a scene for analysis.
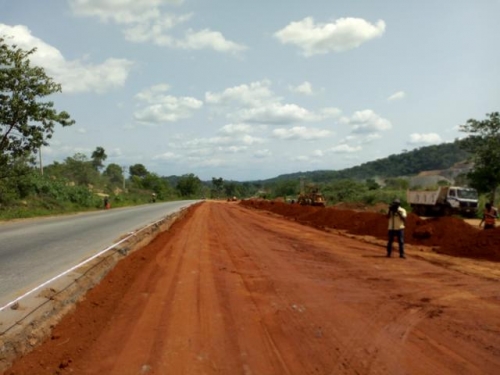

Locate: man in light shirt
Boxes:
[387,198,407,258]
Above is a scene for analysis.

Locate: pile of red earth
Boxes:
[240,199,500,262]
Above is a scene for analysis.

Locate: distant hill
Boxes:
[253,139,470,184]
[161,139,471,186]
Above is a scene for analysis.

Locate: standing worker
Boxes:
[479,202,498,229]
[387,198,407,258]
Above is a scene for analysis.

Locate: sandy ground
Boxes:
[4,201,500,375]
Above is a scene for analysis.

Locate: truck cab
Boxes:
[445,186,478,216]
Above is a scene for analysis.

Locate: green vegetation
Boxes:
[0,36,74,177]
[460,112,500,203]
[258,139,470,184]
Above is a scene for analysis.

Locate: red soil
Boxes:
[241,200,500,262]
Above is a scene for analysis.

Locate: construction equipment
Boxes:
[297,178,326,207]
[407,186,478,217]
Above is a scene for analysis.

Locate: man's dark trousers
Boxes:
[387,229,405,257]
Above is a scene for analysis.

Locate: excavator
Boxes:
[296,178,326,207]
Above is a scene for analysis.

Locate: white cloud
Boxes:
[70,0,245,54]
[176,29,247,53]
[339,133,382,145]
[76,128,87,134]
[329,144,362,153]
[289,81,313,95]
[134,85,203,124]
[108,148,123,157]
[234,103,317,124]
[153,151,182,161]
[241,135,266,145]
[320,107,342,119]
[217,145,248,153]
[274,17,386,57]
[408,133,442,145]
[123,13,191,43]
[254,149,272,158]
[189,157,227,167]
[272,126,332,140]
[291,155,310,162]
[341,110,392,134]
[387,91,406,101]
[218,124,255,134]
[207,80,337,125]
[0,24,133,94]
[206,80,276,107]
[70,0,184,24]
[172,136,232,149]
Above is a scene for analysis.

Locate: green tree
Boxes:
[63,153,100,186]
[274,180,299,198]
[460,112,500,203]
[324,179,367,203]
[176,173,201,197]
[103,163,124,186]
[91,146,107,171]
[142,173,172,199]
[0,36,74,176]
[211,177,224,198]
[129,163,149,178]
[224,181,240,198]
[365,178,380,191]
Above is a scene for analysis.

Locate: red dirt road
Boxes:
[5,202,500,374]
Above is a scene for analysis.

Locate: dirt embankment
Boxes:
[240,199,500,262]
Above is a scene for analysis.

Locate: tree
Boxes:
[142,173,172,199]
[273,180,299,198]
[224,181,240,198]
[365,178,380,190]
[63,153,100,186]
[460,112,500,202]
[176,173,201,197]
[91,146,107,171]
[211,177,224,198]
[0,36,74,176]
[129,164,149,178]
[103,163,124,186]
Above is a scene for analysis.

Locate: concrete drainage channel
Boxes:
[0,207,189,372]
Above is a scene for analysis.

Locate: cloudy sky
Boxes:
[1,0,499,181]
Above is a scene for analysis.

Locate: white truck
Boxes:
[406,186,478,217]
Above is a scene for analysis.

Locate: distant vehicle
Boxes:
[407,186,478,217]
[297,178,326,207]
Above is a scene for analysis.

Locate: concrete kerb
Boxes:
[0,207,189,372]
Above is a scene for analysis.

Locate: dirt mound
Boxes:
[240,200,499,262]
[437,226,500,260]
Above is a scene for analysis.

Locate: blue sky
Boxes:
[1,0,499,181]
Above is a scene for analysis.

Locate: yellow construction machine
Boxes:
[297,178,326,207]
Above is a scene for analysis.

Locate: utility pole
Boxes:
[39,147,43,175]
[122,165,126,191]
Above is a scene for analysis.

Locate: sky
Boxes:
[1,0,499,181]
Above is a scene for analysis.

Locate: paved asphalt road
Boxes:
[0,200,198,307]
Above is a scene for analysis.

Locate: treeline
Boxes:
[0,139,473,220]
[259,139,470,184]
[0,147,267,219]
